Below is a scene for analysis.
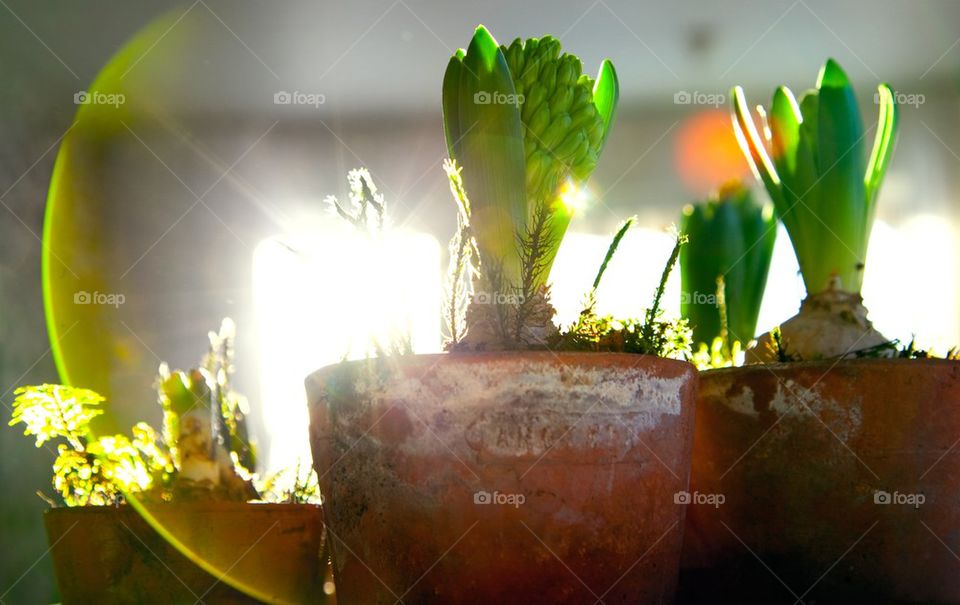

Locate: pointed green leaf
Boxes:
[537,204,573,288]
[447,25,527,285]
[679,185,776,344]
[784,91,828,293]
[814,59,867,292]
[732,59,898,298]
[592,216,634,290]
[680,200,740,343]
[592,59,619,153]
[769,86,801,181]
[865,82,898,210]
[734,199,777,342]
[815,60,865,192]
[441,50,465,157]
[795,91,820,180]
[731,87,783,208]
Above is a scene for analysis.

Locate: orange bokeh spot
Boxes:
[674,109,752,197]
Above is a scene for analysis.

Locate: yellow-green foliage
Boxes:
[692,336,745,370]
[10,385,172,506]
[10,384,103,449]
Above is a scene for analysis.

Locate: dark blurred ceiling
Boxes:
[3,0,960,117]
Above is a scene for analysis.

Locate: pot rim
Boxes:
[702,356,959,377]
[43,502,323,517]
[305,351,697,385]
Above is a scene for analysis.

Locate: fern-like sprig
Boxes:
[10,384,103,450]
[325,167,387,233]
[559,225,692,359]
[640,230,687,351]
[514,200,559,342]
[10,384,176,506]
[442,159,477,345]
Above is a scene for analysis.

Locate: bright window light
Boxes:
[755,223,804,338]
[553,219,959,353]
[863,216,958,352]
[550,229,683,327]
[757,218,959,351]
[252,225,441,473]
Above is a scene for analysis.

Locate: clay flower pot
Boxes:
[680,359,960,604]
[44,502,326,604]
[306,352,697,604]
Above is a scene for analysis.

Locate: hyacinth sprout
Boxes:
[731,59,899,360]
[680,181,776,348]
[441,26,619,347]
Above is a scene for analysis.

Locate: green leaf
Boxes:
[731,86,784,208]
[592,216,633,290]
[781,91,821,291]
[865,83,898,211]
[768,86,801,181]
[733,59,893,297]
[446,25,527,285]
[795,91,820,185]
[10,384,105,449]
[735,201,777,343]
[592,59,619,153]
[680,203,727,343]
[679,185,776,346]
[441,50,465,157]
[814,59,867,292]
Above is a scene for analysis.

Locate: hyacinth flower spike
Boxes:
[442,26,618,347]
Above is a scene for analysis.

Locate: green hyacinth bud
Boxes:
[501,37,618,211]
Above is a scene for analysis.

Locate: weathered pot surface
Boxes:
[681,358,960,604]
[307,352,698,604]
[44,502,326,605]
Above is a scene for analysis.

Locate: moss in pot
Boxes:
[680,60,960,604]
[306,25,699,605]
[11,320,327,605]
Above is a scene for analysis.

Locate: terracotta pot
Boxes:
[45,502,326,604]
[306,352,697,604]
[680,359,960,604]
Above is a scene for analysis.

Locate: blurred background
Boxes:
[4,1,960,601]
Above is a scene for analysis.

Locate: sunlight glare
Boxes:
[252,225,441,472]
